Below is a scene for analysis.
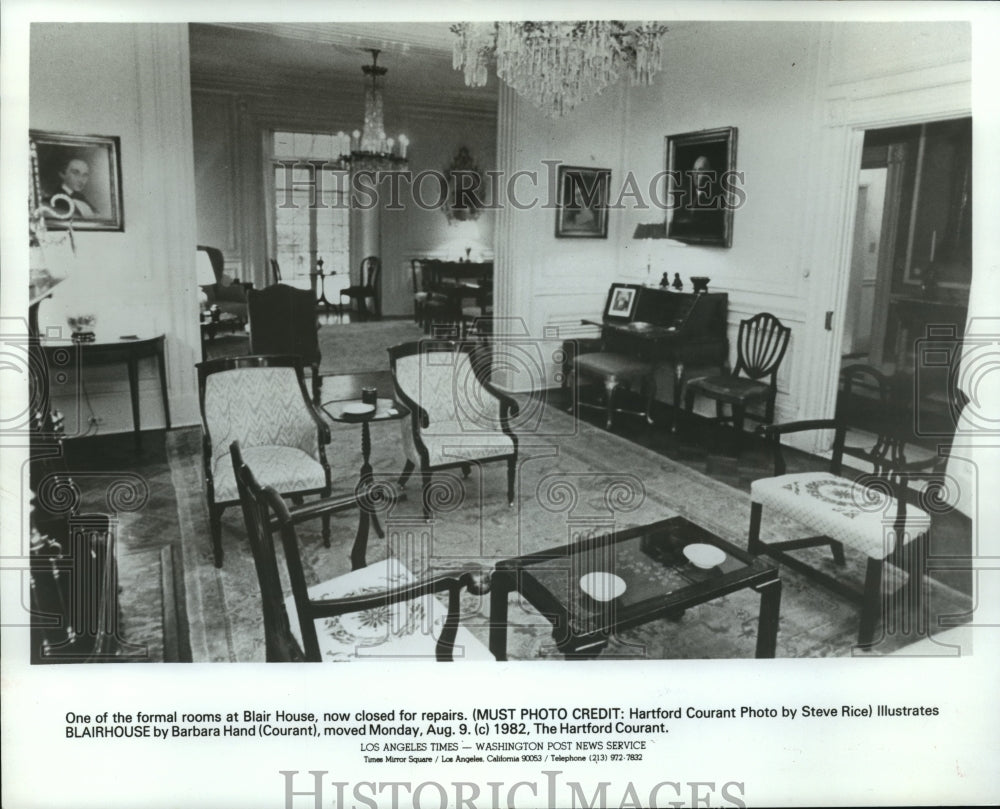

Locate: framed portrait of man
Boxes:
[555,165,611,238]
[666,127,738,247]
[30,130,123,231]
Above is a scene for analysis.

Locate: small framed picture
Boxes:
[666,127,738,247]
[30,130,123,231]
[603,283,640,320]
[556,165,610,239]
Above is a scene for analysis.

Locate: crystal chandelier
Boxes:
[451,21,668,118]
[348,49,409,173]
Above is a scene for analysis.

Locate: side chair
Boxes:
[231,442,493,662]
[196,355,333,568]
[247,284,323,404]
[685,311,791,451]
[389,340,519,520]
[341,255,381,320]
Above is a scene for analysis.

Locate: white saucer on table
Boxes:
[683,543,726,569]
[579,572,627,602]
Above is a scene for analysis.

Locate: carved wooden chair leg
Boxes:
[603,378,619,429]
[507,457,516,507]
[421,470,432,521]
[210,506,224,568]
[461,463,471,479]
[398,459,415,488]
[858,556,884,647]
[732,404,746,454]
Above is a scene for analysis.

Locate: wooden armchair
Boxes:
[196,355,333,567]
[748,364,946,647]
[389,340,519,520]
[231,442,493,661]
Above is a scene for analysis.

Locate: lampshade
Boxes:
[196,250,216,287]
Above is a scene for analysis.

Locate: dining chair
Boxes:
[231,442,493,661]
[389,340,519,520]
[247,284,322,404]
[684,311,791,451]
[196,355,333,568]
[340,255,381,320]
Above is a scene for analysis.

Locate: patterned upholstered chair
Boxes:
[748,364,945,647]
[685,312,791,450]
[231,442,493,662]
[196,355,332,568]
[389,340,519,520]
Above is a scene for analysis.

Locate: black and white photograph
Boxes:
[2,3,998,808]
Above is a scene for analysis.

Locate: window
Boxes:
[272,131,351,293]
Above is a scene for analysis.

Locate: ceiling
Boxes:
[188,23,498,115]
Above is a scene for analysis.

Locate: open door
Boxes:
[841,117,971,444]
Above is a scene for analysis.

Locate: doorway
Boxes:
[841,117,971,443]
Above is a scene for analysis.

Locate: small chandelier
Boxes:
[451,21,668,118]
[348,49,409,173]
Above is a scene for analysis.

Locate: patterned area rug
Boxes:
[167,403,971,662]
[202,320,426,376]
[317,320,425,375]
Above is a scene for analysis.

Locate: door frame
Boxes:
[801,65,971,452]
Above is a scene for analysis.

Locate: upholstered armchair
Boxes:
[196,355,332,568]
[231,442,493,662]
[748,365,944,647]
[197,245,248,324]
[389,340,519,520]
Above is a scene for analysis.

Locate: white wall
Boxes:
[496,21,971,436]
[30,23,201,435]
[191,86,497,317]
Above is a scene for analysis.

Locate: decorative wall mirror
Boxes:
[442,146,484,222]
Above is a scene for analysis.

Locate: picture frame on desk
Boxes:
[555,165,610,239]
[666,127,737,247]
[30,130,123,232]
[604,283,641,320]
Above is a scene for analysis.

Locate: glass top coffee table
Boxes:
[489,516,781,659]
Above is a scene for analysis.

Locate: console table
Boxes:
[41,334,171,448]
